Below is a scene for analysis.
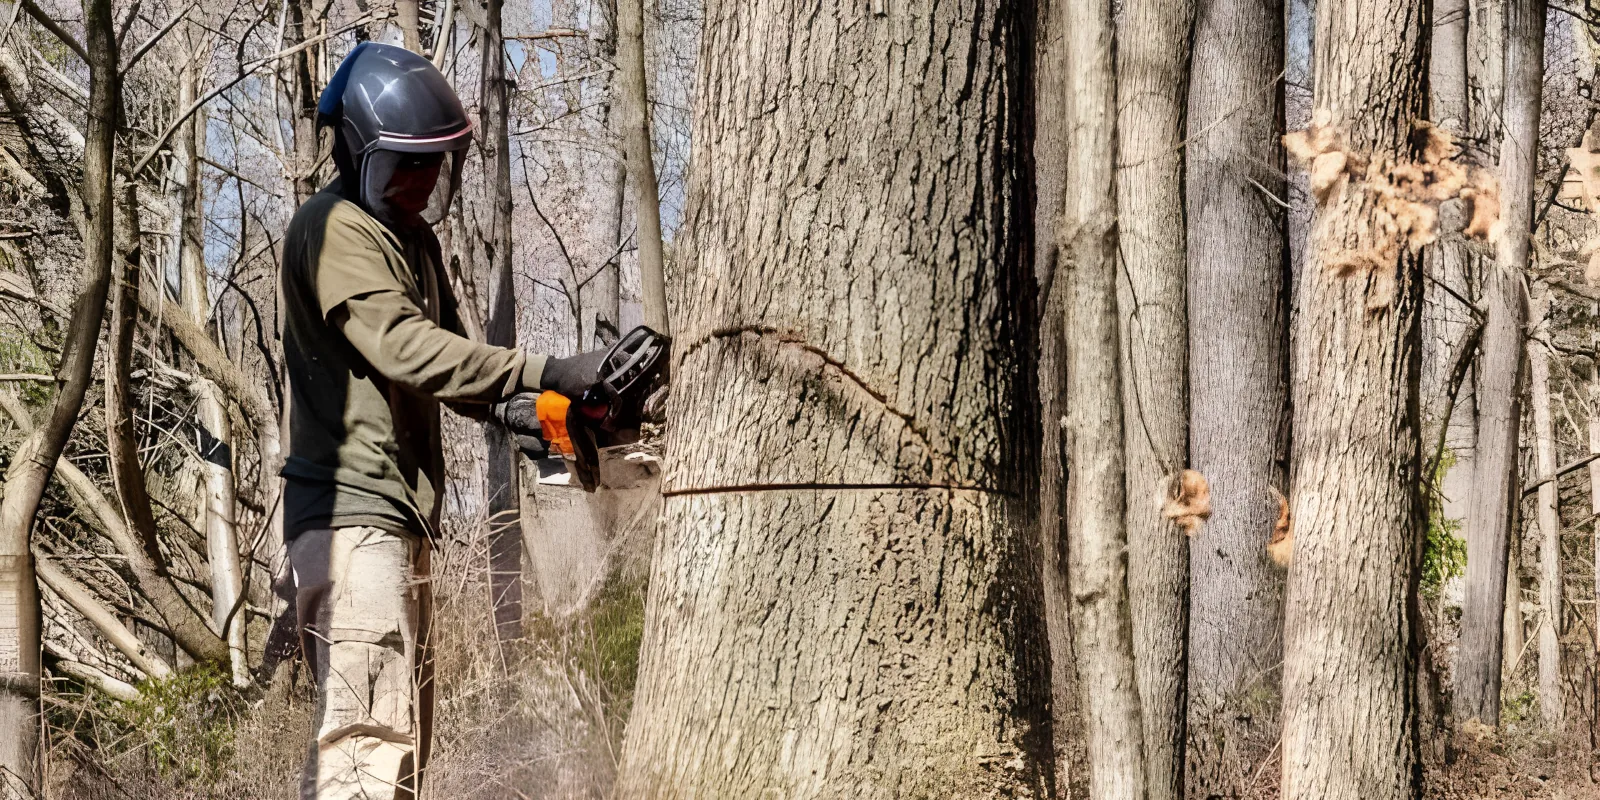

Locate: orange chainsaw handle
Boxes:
[535,391,608,457]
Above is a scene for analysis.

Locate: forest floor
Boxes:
[1424,727,1596,799]
[40,480,653,800]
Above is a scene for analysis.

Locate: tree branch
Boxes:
[119,0,198,76]
[130,13,379,177]
[20,0,87,64]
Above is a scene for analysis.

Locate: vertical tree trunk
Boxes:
[109,188,231,669]
[1034,0,1082,793]
[589,0,624,348]
[1114,0,1192,795]
[1279,0,1427,793]
[289,0,321,206]
[1456,0,1543,727]
[0,0,117,791]
[615,2,1053,795]
[1063,0,1148,795]
[616,0,666,333]
[1427,0,1477,553]
[397,0,421,51]
[1529,293,1562,728]
[479,0,522,642]
[1185,0,1291,788]
[169,75,248,686]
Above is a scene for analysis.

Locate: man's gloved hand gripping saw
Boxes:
[494,325,670,492]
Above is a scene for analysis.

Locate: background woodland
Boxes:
[0,0,1598,798]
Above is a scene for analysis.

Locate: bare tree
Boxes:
[617,0,665,332]
[479,0,522,641]
[0,0,117,792]
[615,0,1054,793]
[1115,0,1193,793]
[1456,0,1544,727]
[1529,291,1562,728]
[1063,0,1147,793]
[1034,0,1082,792]
[1279,0,1429,792]
[1185,0,1291,787]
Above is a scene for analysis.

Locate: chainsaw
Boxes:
[498,325,670,492]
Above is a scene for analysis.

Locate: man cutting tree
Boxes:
[278,42,658,799]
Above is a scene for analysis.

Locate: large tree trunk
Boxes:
[1529,293,1562,729]
[1114,0,1192,795]
[1279,0,1427,793]
[479,0,522,642]
[616,0,666,333]
[1456,0,1543,727]
[0,0,117,792]
[1063,0,1147,794]
[1184,0,1291,788]
[1034,0,1082,793]
[615,3,1053,795]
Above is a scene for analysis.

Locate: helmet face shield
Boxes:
[358,135,468,226]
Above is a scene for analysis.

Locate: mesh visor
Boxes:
[360,149,465,226]
[358,124,472,226]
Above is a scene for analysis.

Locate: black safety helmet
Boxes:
[317,42,472,226]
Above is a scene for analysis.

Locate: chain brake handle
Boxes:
[574,325,670,431]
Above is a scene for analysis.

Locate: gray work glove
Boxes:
[538,349,609,398]
[492,392,548,460]
[494,392,541,434]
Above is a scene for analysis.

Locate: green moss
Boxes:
[0,331,51,406]
[1423,450,1468,598]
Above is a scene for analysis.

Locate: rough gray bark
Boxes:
[615,2,1053,795]
[1034,0,1082,793]
[1279,0,1427,793]
[479,0,522,642]
[1528,293,1561,729]
[1114,0,1192,795]
[1456,0,1542,727]
[0,1,117,792]
[1184,0,1291,788]
[617,0,666,333]
[1063,0,1147,793]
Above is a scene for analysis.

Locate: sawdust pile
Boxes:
[1284,112,1502,309]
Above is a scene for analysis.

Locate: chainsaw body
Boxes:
[511,326,669,492]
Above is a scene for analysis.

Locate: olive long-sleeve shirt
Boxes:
[280,186,547,539]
